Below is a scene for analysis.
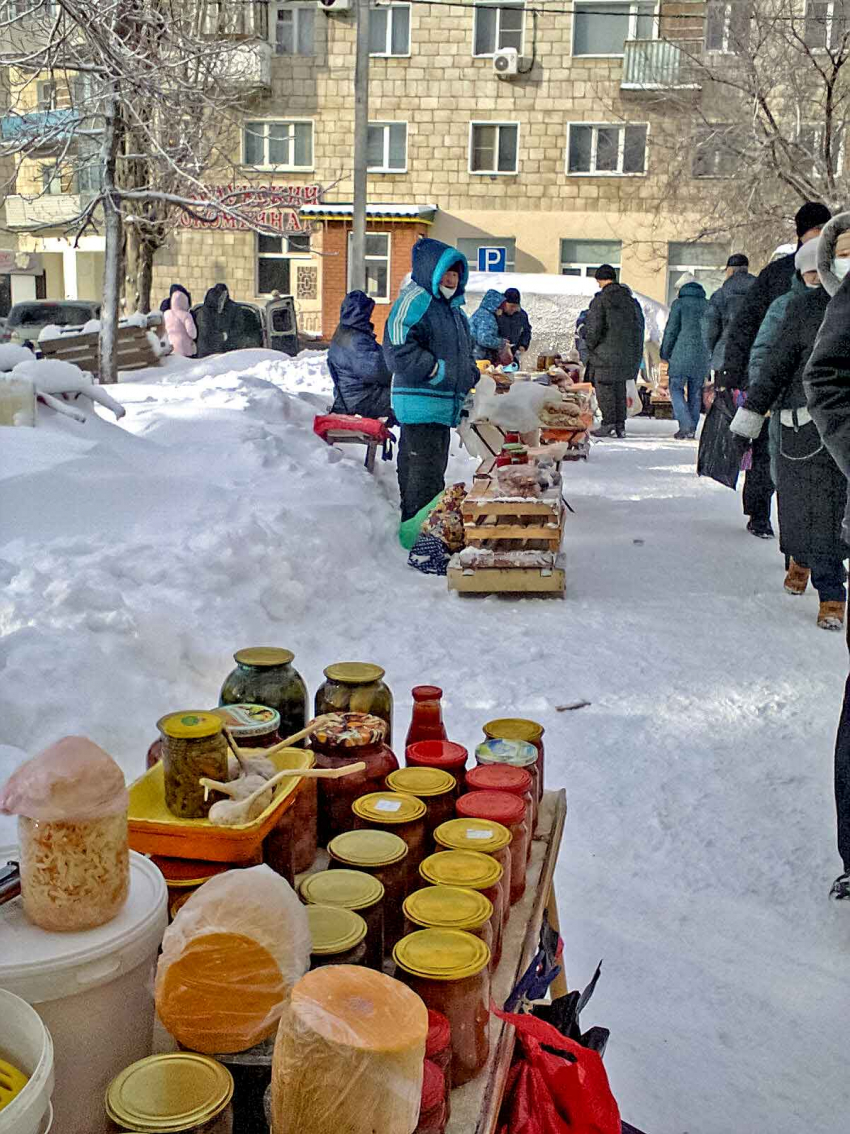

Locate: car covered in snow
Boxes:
[2,300,101,347]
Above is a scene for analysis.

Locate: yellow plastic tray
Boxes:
[128,748,313,863]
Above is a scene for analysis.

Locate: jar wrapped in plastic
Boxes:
[306,904,368,969]
[158,711,228,820]
[220,648,308,743]
[474,739,539,831]
[465,763,535,856]
[106,1052,234,1134]
[418,850,504,968]
[406,741,468,795]
[405,686,448,747]
[310,714,399,845]
[315,663,394,744]
[456,792,529,905]
[300,869,386,971]
[272,965,428,1134]
[415,1060,447,1134]
[403,886,494,961]
[386,767,457,840]
[434,818,513,927]
[351,791,427,885]
[327,830,409,953]
[0,736,130,932]
[482,719,545,801]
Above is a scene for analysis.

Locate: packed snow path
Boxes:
[0,353,847,1133]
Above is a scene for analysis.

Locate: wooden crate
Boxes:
[463,479,564,551]
[39,324,159,381]
[448,559,566,596]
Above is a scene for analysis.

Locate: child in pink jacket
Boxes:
[163,289,197,357]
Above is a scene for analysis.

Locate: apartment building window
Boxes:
[41,165,62,195]
[573,1,656,56]
[370,4,410,55]
[257,231,311,295]
[560,239,622,276]
[37,80,56,112]
[367,122,407,172]
[274,4,314,54]
[797,123,844,174]
[804,0,847,48]
[705,0,750,52]
[473,1,524,56]
[243,120,313,169]
[692,126,739,177]
[567,123,647,174]
[667,242,727,304]
[470,122,519,174]
[347,232,391,302]
[457,236,517,271]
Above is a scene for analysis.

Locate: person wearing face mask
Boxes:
[731,238,846,629]
[384,238,479,521]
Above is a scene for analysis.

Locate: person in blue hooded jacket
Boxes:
[660,276,711,439]
[469,288,509,364]
[383,237,479,521]
[327,290,392,419]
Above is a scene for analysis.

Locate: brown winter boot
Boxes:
[818,601,846,631]
[784,559,811,595]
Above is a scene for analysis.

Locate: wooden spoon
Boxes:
[203,761,367,827]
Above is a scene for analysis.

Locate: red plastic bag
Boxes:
[313,413,393,442]
[495,1010,621,1134]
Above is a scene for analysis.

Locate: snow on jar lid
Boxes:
[210,703,280,739]
[419,850,503,891]
[404,885,493,931]
[352,792,427,825]
[434,818,512,854]
[157,711,223,741]
[323,663,386,685]
[474,738,537,767]
[300,869,385,911]
[105,1052,234,1132]
[394,928,490,981]
[306,904,368,955]
[483,718,544,743]
[311,712,387,749]
[328,829,409,868]
[234,647,295,667]
[457,792,525,826]
[386,768,456,797]
[465,764,532,794]
[0,735,128,821]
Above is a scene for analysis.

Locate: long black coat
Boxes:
[721,254,795,389]
[584,283,645,385]
[702,270,756,373]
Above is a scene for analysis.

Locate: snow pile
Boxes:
[121,347,334,402]
[0,343,36,371]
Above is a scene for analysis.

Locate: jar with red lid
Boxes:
[310,713,399,844]
[415,1060,447,1134]
[482,720,545,801]
[434,818,513,927]
[406,741,468,795]
[419,850,504,968]
[327,828,409,953]
[456,792,529,905]
[474,739,539,831]
[405,686,448,747]
[351,792,427,886]
[465,763,534,858]
[386,767,457,840]
[425,1010,452,1118]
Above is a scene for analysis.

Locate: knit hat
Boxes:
[504,287,521,304]
[795,201,831,239]
[794,238,820,275]
[675,272,697,290]
[595,264,617,282]
[726,253,749,268]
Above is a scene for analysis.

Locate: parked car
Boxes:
[1,300,101,346]
[190,295,328,358]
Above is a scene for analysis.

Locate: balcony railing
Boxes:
[4,192,94,229]
[216,40,273,93]
[0,108,80,148]
[621,39,702,91]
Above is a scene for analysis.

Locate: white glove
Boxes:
[730,406,765,439]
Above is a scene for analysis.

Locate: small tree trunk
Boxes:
[138,238,155,314]
[124,223,141,313]
[99,89,123,384]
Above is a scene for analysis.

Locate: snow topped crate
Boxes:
[38,316,163,382]
[462,479,564,551]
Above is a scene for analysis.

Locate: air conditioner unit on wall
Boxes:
[317,0,350,11]
[493,47,519,76]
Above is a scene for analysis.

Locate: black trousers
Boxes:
[596,382,627,429]
[836,619,850,871]
[397,423,451,521]
[742,425,774,526]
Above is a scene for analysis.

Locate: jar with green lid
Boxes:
[327,829,409,953]
[310,713,398,845]
[386,767,457,840]
[220,648,308,744]
[434,818,513,930]
[105,1052,234,1133]
[351,791,427,886]
[300,869,385,971]
[315,663,393,743]
[306,904,368,968]
[403,885,494,963]
[474,738,539,831]
[158,712,228,820]
[482,719,545,801]
[393,929,491,1086]
[419,850,505,968]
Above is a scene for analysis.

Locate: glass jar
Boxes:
[405,686,448,747]
[405,741,469,795]
[415,1060,447,1134]
[394,929,491,1087]
[482,719,545,801]
[425,1010,452,1119]
[210,703,281,748]
[306,904,368,968]
[403,885,494,962]
[327,829,409,952]
[465,764,535,856]
[418,850,504,969]
[105,1052,234,1133]
[220,648,308,745]
[300,869,385,971]
[457,793,528,906]
[152,857,229,923]
[310,714,399,845]
[260,749,317,879]
[386,767,457,841]
[213,1035,274,1134]
[351,791,427,886]
[434,818,513,928]
[474,739,539,832]
[158,711,228,820]
[315,663,393,744]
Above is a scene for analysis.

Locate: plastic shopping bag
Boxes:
[697,387,748,490]
[625,378,641,418]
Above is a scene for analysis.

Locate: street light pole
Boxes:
[350,0,370,292]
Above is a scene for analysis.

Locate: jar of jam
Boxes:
[403,885,494,961]
[327,829,409,952]
[482,719,545,801]
[352,791,427,885]
[474,739,539,831]
[456,793,528,905]
[425,1010,452,1119]
[158,712,228,820]
[405,686,448,747]
[419,850,504,968]
[406,741,468,794]
[310,714,399,845]
[465,763,535,856]
[315,663,393,744]
[415,1060,447,1134]
[306,904,368,968]
[260,749,318,881]
[220,648,308,744]
[105,1053,234,1133]
[386,767,457,840]
[300,869,385,972]
[210,703,280,748]
[394,929,491,1086]
[434,818,512,928]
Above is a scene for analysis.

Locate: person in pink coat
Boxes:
[163,288,197,357]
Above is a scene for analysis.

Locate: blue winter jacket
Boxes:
[660,281,711,380]
[469,288,506,362]
[328,290,392,418]
[383,238,479,428]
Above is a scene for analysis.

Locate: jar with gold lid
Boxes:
[300,869,385,971]
[158,712,228,820]
[351,791,427,885]
[220,647,307,744]
[386,767,457,839]
[327,829,409,953]
[105,1052,234,1133]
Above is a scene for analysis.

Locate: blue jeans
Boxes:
[669,375,704,435]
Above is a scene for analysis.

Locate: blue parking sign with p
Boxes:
[478,247,506,272]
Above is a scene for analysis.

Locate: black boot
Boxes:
[591,424,616,438]
[615,426,626,438]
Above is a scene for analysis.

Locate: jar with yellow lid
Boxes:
[386,767,457,839]
[315,662,393,743]
[105,1052,234,1133]
[327,829,408,952]
[158,712,228,819]
[311,713,398,844]
[300,869,385,971]
[351,791,427,885]
[393,929,491,1086]
[220,648,307,744]
[403,885,494,964]
[474,738,539,830]
[482,719,545,801]
[434,818,513,930]
[306,904,368,969]
[419,850,505,968]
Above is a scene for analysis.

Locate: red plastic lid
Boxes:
[425,1009,452,1058]
[421,1059,446,1111]
[465,764,532,796]
[456,790,525,826]
[412,685,443,701]
[407,740,468,770]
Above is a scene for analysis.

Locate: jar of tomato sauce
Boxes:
[406,741,468,795]
[306,904,368,969]
[405,686,448,747]
[386,767,457,840]
[351,792,427,887]
[300,869,385,972]
[474,739,539,831]
[310,714,398,845]
[433,818,512,927]
[456,792,528,905]
[419,850,504,968]
[465,764,535,857]
[327,829,409,953]
[482,719,545,801]
[403,885,494,962]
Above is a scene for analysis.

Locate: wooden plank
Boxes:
[448,565,566,595]
[463,499,561,520]
[465,524,562,546]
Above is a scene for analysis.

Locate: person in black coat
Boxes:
[195,284,238,358]
[702,254,755,375]
[328,290,392,419]
[722,201,832,538]
[497,287,532,363]
[585,265,645,438]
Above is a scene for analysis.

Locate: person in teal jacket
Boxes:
[660,277,711,438]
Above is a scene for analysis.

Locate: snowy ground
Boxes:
[1,350,848,1133]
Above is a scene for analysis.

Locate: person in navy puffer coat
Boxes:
[469,288,508,363]
[328,290,392,419]
[383,237,479,520]
[660,277,711,439]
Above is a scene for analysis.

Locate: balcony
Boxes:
[216,40,273,93]
[0,109,80,149]
[621,39,702,91]
[4,192,95,229]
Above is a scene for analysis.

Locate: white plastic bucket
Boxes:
[0,988,54,1134]
[0,851,167,1134]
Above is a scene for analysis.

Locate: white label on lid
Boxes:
[467,828,494,839]
[375,799,403,812]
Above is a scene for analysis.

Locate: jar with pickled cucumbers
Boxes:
[220,648,308,744]
[158,712,228,820]
[315,663,393,744]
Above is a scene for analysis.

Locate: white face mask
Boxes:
[440,285,456,300]
[834,257,850,281]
